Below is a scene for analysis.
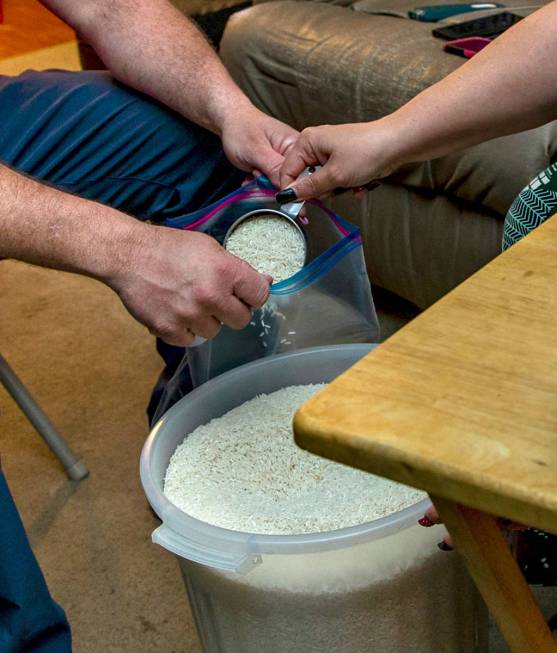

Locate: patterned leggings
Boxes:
[503,163,557,587]
[503,162,557,250]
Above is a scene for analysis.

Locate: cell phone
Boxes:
[432,11,522,39]
[408,3,503,22]
[443,36,493,57]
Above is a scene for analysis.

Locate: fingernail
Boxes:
[419,516,435,527]
[437,541,454,552]
[275,188,297,204]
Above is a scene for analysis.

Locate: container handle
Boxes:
[152,524,262,575]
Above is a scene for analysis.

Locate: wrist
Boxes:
[213,93,257,138]
[81,209,152,288]
[372,114,422,170]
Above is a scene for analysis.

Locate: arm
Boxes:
[0,165,270,346]
[278,2,557,198]
[41,0,297,184]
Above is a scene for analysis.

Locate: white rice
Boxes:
[164,384,425,535]
[163,386,485,653]
[225,214,305,282]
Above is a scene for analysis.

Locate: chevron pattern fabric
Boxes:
[503,162,557,250]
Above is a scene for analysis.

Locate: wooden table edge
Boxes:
[294,408,557,536]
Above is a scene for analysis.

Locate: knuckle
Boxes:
[233,259,257,285]
[192,283,219,308]
[215,255,235,280]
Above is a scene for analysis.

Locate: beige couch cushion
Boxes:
[222,1,557,217]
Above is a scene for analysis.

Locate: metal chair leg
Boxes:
[0,354,88,481]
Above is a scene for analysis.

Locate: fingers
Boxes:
[122,229,271,347]
[257,150,286,189]
[418,504,527,554]
[213,295,252,331]
[419,504,454,551]
[425,505,441,524]
[253,122,298,188]
[231,259,271,309]
[149,315,221,347]
[438,536,454,551]
[287,166,339,201]
[279,127,324,190]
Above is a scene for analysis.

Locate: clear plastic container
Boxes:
[140,345,488,653]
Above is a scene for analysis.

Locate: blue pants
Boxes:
[0,70,243,651]
[0,469,71,652]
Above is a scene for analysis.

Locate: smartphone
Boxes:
[443,36,493,57]
[432,11,522,39]
[408,3,503,22]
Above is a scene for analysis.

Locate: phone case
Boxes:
[443,36,493,58]
[408,3,502,22]
[432,11,523,40]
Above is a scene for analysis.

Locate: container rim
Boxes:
[140,345,431,556]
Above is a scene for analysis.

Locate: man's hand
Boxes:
[110,226,271,346]
[278,121,398,200]
[0,165,270,348]
[44,0,298,190]
[221,104,298,188]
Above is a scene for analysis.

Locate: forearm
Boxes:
[382,2,557,165]
[0,164,146,284]
[42,0,252,135]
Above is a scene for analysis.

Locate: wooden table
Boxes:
[294,216,557,653]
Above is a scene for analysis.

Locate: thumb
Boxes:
[256,149,284,189]
[279,165,336,201]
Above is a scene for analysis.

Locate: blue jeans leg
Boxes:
[0,469,71,653]
[0,69,245,422]
[0,69,243,219]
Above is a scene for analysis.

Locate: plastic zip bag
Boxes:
[151,177,379,421]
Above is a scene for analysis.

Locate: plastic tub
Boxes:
[141,344,488,653]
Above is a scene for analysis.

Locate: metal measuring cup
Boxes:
[222,208,308,264]
[223,165,315,260]
[190,168,315,347]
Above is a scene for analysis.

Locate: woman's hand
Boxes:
[419,505,455,551]
[277,120,400,200]
[419,504,526,552]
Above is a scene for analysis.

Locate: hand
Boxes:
[278,121,400,200]
[221,104,299,188]
[109,225,271,346]
[419,505,526,552]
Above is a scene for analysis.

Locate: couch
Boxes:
[219,0,557,309]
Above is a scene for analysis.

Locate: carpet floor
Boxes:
[1,259,201,652]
